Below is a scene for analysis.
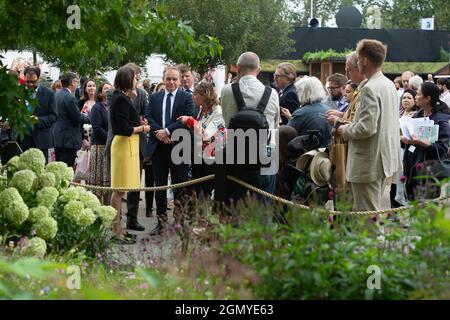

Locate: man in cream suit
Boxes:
[337,39,401,211]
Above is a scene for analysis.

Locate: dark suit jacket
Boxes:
[28,86,57,149]
[133,88,149,158]
[279,83,300,125]
[54,88,90,150]
[144,90,195,158]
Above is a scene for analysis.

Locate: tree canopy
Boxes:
[0,0,222,136]
[287,0,449,31]
[152,0,295,66]
[0,0,222,75]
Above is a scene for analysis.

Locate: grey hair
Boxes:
[237,52,260,73]
[346,51,358,68]
[402,70,414,78]
[294,76,327,105]
[409,75,423,90]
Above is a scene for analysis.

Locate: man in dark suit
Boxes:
[145,66,195,235]
[19,66,57,162]
[275,62,300,125]
[53,72,90,167]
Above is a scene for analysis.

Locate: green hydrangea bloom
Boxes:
[58,187,80,203]
[79,191,101,209]
[28,206,50,224]
[4,200,29,226]
[9,169,37,193]
[45,162,68,186]
[77,208,97,227]
[37,172,56,189]
[0,187,22,213]
[33,216,58,240]
[94,206,117,227]
[36,187,59,208]
[75,186,87,195]
[63,200,84,224]
[7,156,20,175]
[18,148,46,175]
[21,237,47,258]
[64,167,74,182]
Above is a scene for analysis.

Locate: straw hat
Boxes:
[309,151,331,186]
[296,150,319,172]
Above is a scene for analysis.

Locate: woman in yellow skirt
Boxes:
[109,66,150,244]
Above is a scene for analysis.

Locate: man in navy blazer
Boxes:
[19,66,57,162]
[145,66,195,235]
[53,72,90,167]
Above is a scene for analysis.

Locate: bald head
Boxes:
[402,70,414,90]
[237,52,260,76]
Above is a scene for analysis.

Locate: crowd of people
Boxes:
[2,38,450,243]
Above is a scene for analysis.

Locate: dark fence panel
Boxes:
[285,27,449,62]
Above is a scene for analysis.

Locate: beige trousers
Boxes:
[351,178,387,212]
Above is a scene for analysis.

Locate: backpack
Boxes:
[227,82,272,167]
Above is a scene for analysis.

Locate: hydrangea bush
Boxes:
[0,149,116,258]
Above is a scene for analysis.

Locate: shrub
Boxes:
[215,200,450,299]
[28,206,50,224]
[18,148,46,175]
[9,169,37,194]
[21,237,47,258]
[33,216,58,241]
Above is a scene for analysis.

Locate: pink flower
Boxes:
[416,163,425,171]
[400,175,407,183]
[174,223,182,230]
[138,283,149,290]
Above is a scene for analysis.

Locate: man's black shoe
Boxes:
[149,223,165,236]
[126,220,145,231]
[146,209,153,218]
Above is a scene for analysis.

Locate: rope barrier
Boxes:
[227,176,450,216]
[226,175,450,216]
[70,174,215,192]
[68,173,450,217]
[2,162,448,216]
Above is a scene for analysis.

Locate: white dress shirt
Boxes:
[162,88,178,129]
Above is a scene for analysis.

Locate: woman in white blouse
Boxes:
[178,81,225,198]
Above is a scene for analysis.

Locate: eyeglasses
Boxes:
[273,73,286,78]
[26,79,38,84]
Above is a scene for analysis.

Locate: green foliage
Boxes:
[216,200,450,299]
[154,0,295,65]
[0,253,251,299]
[0,150,116,258]
[0,0,222,75]
[303,49,353,63]
[0,63,37,139]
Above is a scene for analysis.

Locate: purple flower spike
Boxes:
[416,163,425,171]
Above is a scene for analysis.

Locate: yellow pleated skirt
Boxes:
[111,134,140,188]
